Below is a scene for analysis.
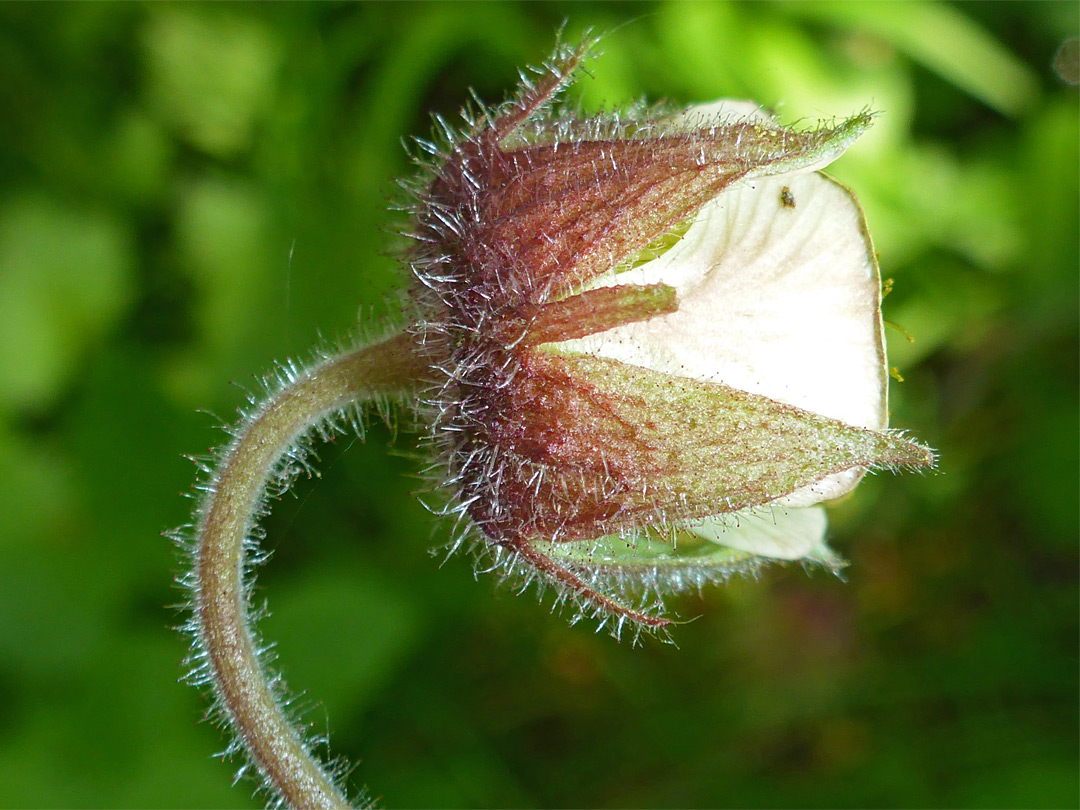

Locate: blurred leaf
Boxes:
[260,562,422,721]
[791,0,1041,116]
[141,6,282,158]
[0,194,134,412]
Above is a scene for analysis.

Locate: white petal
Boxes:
[558,172,886,505]
[774,468,866,508]
[561,174,886,425]
[685,505,831,561]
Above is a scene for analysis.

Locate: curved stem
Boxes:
[194,332,425,809]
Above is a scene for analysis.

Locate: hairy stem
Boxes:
[194,332,425,809]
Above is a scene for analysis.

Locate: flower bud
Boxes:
[407,40,934,631]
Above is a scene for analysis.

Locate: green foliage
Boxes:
[0,2,1075,808]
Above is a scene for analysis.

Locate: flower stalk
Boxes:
[189,333,424,809]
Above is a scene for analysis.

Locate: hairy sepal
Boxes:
[467,349,934,545]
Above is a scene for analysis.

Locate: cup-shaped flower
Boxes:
[407,40,934,631]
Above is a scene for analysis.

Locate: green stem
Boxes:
[194,332,425,809]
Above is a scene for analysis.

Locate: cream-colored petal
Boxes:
[558,171,886,505]
[685,505,832,562]
[560,173,886,429]
[775,468,866,507]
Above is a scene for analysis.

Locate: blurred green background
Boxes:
[0,2,1076,808]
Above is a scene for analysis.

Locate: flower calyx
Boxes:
[406,38,935,636]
